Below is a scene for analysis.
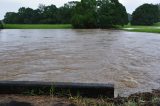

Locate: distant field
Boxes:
[3,24,72,29]
[121,22,160,33]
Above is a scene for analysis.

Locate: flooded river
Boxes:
[0,29,160,96]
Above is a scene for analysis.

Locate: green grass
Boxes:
[3,23,160,33]
[3,24,72,29]
[120,22,160,33]
[154,22,160,26]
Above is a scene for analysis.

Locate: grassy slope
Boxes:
[121,22,160,33]
[3,24,72,29]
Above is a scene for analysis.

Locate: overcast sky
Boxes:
[0,0,159,20]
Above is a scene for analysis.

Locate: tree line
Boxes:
[3,0,160,28]
[3,0,128,28]
[3,1,78,24]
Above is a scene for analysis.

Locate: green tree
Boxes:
[57,1,78,24]
[17,7,42,24]
[158,3,160,21]
[0,21,3,29]
[98,0,128,28]
[4,12,19,24]
[72,0,128,28]
[31,9,42,24]
[71,0,97,28]
[131,4,159,25]
[18,7,32,24]
[39,5,58,24]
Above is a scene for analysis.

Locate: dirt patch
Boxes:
[0,95,74,106]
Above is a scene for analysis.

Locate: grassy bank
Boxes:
[3,24,72,29]
[3,23,160,34]
[121,22,160,33]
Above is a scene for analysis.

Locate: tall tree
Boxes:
[131,4,159,25]
[72,0,128,28]
[98,0,128,28]
[71,0,97,28]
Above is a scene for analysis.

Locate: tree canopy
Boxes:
[72,0,128,28]
[97,0,128,28]
[131,4,159,25]
[71,0,98,28]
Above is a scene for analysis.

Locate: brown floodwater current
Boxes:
[0,29,160,96]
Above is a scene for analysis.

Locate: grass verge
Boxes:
[3,24,72,29]
[3,23,160,34]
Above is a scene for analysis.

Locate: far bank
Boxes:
[2,23,160,34]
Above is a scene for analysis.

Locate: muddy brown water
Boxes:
[0,29,160,97]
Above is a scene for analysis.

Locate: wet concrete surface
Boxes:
[0,29,160,96]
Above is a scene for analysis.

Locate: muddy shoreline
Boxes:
[0,89,159,106]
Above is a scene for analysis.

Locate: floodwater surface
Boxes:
[0,29,160,96]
